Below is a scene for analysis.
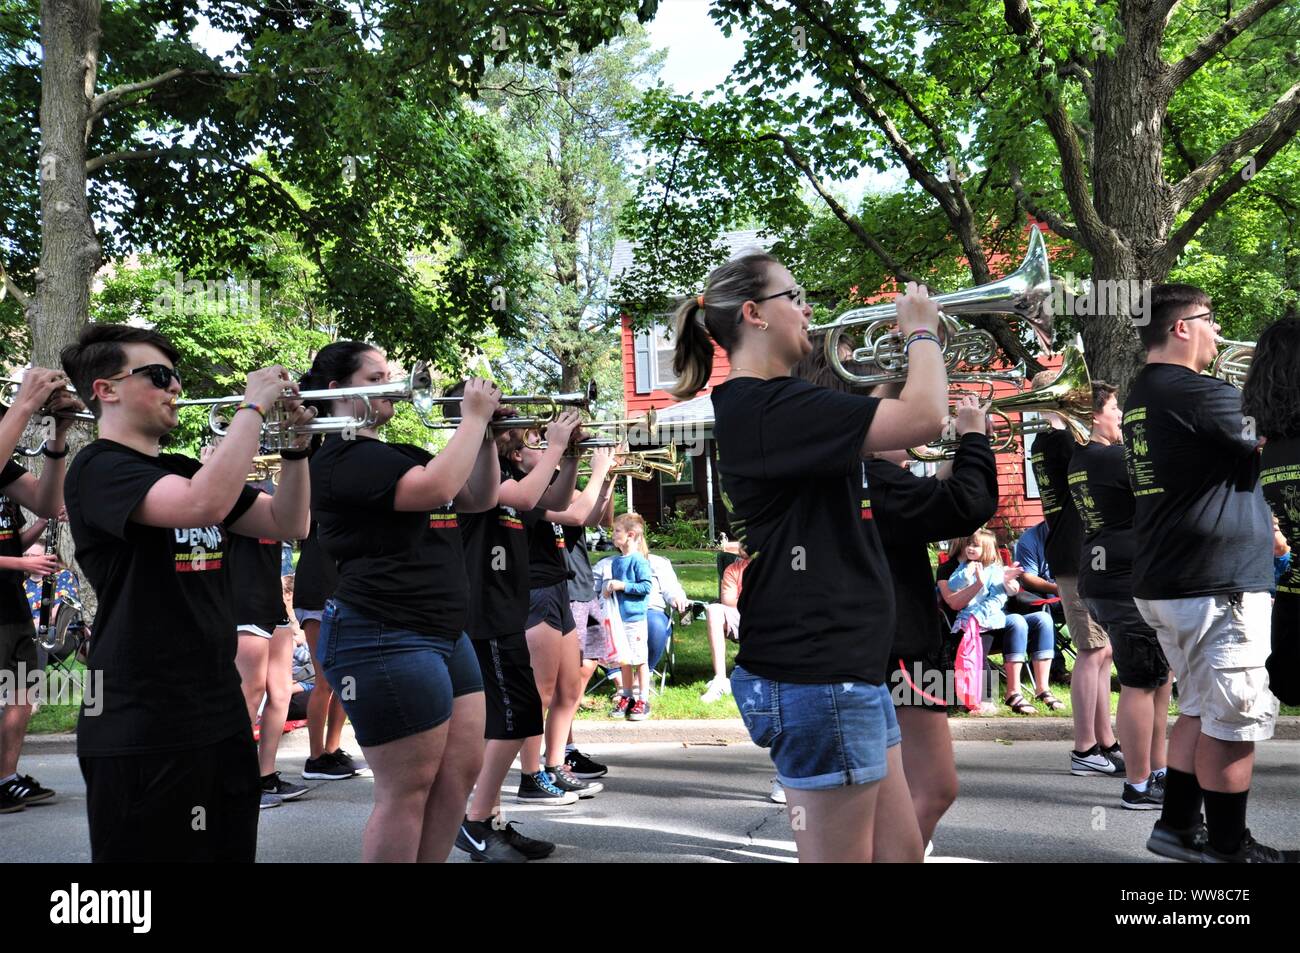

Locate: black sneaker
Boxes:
[1146,817,1208,863]
[455,818,527,863]
[1070,744,1119,776]
[303,751,355,780]
[516,770,580,805]
[547,763,603,798]
[1101,742,1126,775]
[333,748,372,778]
[1202,830,1300,863]
[0,788,24,814]
[0,774,55,804]
[262,772,309,801]
[564,749,608,779]
[498,819,555,860]
[1121,777,1164,811]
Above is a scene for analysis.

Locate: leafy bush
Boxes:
[649,516,711,550]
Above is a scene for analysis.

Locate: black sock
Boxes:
[1203,790,1249,855]
[1102,740,1122,754]
[1159,768,1203,830]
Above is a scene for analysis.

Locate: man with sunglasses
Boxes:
[61,324,314,861]
[1123,284,1293,863]
[0,369,81,814]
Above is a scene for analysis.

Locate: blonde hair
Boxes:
[613,512,650,557]
[955,529,1000,567]
[670,251,783,400]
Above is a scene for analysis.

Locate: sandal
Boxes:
[1005,692,1037,715]
[1035,690,1066,712]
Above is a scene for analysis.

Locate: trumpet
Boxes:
[247,454,282,484]
[524,409,657,452]
[0,376,96,456]
[175,363,437,450]
[908,344,1093,461]
[1211,338,1253,388]
[814,226,1055,386]
[426,381,597,431]
[580,445,683,482]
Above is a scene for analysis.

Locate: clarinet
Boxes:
[36,516,59,648]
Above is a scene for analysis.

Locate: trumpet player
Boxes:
[60,324,313,862]
[0,368,79,814]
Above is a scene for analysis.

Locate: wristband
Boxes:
[42,446,69,459]
[903,330,941,354]
[280,446,311,461]
[236,401,267,421]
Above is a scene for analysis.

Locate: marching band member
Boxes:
[303,342,500,863]
[61,324,311,862]
[0,369,78,813]
[1242,316,1300,707]
[673,251,947,863]
[1067,382,1171,810]
[1123,285,1292,863]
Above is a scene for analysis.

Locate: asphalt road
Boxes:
[5,734,1298,863]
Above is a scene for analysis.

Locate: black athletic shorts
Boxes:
[1085,597,1171,689]
[526,582,576,633]
[889,652,953,711]
[472,632,544,741]
[79,730,260,862]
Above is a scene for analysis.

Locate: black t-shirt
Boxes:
[713,376,893,684]
[1067,441,1136,601]
[229,530,287,625]
[1122,363,1273,598]
[461,469,530,639]
[421,499,469,637]
[1261,437,1300,597]
[311,435,465,637]
[870,433,999,658]
[0,460,31,624]
[564,524,597,602]
[1030,427,1084,576]
[64,440,260,757]
[292,520,339,611]
[523,484,571,589]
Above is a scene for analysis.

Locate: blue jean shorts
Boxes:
[731,666,901,790]
[319,599,483,747]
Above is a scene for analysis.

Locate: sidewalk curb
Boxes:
[27,715,1300,751]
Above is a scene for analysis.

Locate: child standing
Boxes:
[603,514,654,721]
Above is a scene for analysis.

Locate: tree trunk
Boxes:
[34,0,102,368]
[1083,0,1177,397]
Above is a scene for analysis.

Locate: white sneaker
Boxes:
[769,779,786,804]
[700,675,732,703]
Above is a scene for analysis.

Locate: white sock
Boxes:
[1152,766,1167,779]
[0,773,17,785]
[1130,778,1149,793]
[565,743,577,755]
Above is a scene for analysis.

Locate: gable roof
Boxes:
[610,229,770,298]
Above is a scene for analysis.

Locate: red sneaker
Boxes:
[610,694,632,718]
[628,698,651,721]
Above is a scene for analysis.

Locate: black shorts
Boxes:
[79,730,260,862]
[472,633,544,740]
[0,620,38,678]
[1085,597,1171,689]
[527,582,576,633]
[889,652,953,710]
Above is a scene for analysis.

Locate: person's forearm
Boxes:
[20,520,48,548]
[1019,573,1058,595]
[268,459,310,539]
[461,435,501,510]
[514,444,568,510]
[538,455,580,510]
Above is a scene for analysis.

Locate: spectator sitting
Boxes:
[940,528,1058,715]
[700,547,749,703]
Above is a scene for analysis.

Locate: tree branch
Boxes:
[1163,0,1289,95]
[1008,163,1083,243]
[1003,0,1114,255]
[85,147,176,174]
[1158,91,1300,271]
[1169,81,1300,213]
[1059,60,1095,106]
[0,255,30,309]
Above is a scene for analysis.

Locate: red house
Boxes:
[611,226,1068,547]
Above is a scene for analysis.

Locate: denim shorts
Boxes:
[731,666,901,790]
[319,599,483,747]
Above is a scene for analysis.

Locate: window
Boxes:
[634,317,679,394]
[663,455,694,487]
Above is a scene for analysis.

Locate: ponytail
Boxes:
[670,251,782,401]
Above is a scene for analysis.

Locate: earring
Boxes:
[758,321,769,331]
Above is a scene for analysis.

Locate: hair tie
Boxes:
[697,294,705,309]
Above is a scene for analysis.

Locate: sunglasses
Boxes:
[108,363,183,390]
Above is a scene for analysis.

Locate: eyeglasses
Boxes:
[1168,311,1214,333]
[753,286,804,305]
[108,364,183,390]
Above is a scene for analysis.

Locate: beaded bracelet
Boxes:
[236,401,267,420]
